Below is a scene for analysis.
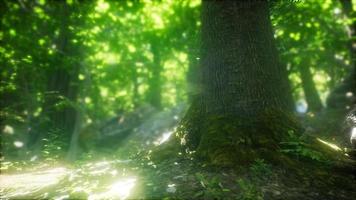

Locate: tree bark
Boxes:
[200,1,293,118]
[178,1,300,165]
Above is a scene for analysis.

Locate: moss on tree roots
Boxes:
[174,107,304,166]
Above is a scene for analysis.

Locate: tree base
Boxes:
[166,108,300,166]
[151,107,355,174]
[194,109,303,166]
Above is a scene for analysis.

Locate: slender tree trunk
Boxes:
[178,1,300,165]
[132,66,139,108]
[299,60,323,112]
[146,37,162,109]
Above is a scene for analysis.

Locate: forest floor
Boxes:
[1,110,356,200]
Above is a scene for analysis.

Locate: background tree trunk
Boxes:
[146,36,162,110]
[31,1,80,152]
[299,60,323,112]
[132,67,139,108]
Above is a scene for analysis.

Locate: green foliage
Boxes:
[1,0,353,161]
[236,178,264,200]
[272,0,350,102]
[41,129,67,160]
[194,173,230,199]
[1,0,201,159]
[279,130,327,162]
[249,159,273,179]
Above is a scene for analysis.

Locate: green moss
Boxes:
[177,107,305,166]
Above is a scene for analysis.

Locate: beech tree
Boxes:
[179,0,299,165]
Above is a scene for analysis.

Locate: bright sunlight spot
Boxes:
[316,138,342,151]
[3,125,14,134]
[351,127,356,141]
[13,141,24,148]
[166,183,176,193]
[95,0,110,13]
[88,178,136,200]
[154,130,174,145]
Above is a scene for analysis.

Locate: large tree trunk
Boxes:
[178,1,300,165]
[299,60,323,112]
[200,1,293,117]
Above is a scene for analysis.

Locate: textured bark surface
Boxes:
[299,60,323,112]
[200,1,293,118]
[177,1,300,165]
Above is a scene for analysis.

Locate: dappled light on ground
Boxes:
[88,177,136,200]
[0,167,68,199]
[0,159,139,200]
